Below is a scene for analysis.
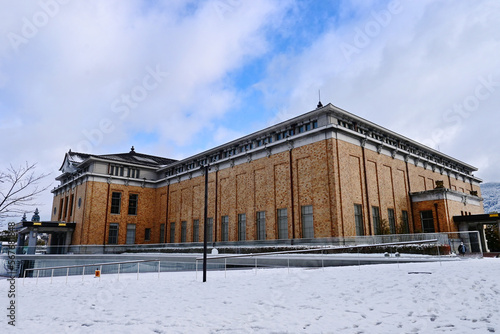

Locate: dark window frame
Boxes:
[108,223,119,244]
[277,208,288,240]
[301,205,314,238]
[421,210,435,233]
[238,214,246,241]
[221,216,229,241]
[256,211,266,240]
[111,192,122,214]
[128,194,138,215]
[354,204,364,236]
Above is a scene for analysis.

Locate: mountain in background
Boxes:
[480,182,500,213]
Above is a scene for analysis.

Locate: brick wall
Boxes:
[52,136,484,245]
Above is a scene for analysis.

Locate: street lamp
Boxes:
[203,163,209,282]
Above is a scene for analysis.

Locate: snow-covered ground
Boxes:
[1,258,499,333]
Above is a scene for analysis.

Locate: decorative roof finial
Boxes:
[317,90,323,108]
[21,212,27,222]
[31,208,40,222]
[130,146,135,153]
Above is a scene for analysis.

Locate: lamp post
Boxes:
[203,163,209,282]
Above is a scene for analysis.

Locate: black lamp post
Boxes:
[203,163,209,282]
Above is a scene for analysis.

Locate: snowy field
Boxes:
[1,258,499,333]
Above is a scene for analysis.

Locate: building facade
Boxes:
[51,103,483,246]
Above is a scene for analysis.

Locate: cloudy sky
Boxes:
[1,0,499,224]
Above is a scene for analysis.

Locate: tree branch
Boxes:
[0,162,51,219]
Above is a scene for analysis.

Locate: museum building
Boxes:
[50,103,484,246]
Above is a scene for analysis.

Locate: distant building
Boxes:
[51,103,483,246]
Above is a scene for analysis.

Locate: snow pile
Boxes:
[1,259,499,333]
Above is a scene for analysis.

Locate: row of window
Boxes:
[108,223,150,244]
[353,205,442,235]
[55,194,83,221]
[109,165,141,179]
[111,192,138,215]
[354,205,411,236]
[338,119,469,175]
[106,205,439,244]
[164,121,319,177]
[166,205,314,243]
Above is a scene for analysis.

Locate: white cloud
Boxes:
[256,0,500,181]
[1,0,499,224]
[0,0,291,222]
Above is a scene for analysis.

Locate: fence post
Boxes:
[23,270,26,286]
[287,258,290,274]
[158,261,160,279]
[358,247,361,270]
[66,268,69,285]
[255,257,257,275]
[322,251,324,271]
[82,266,85,282]
[437,242,442,266]
[36,270,39,285]
[99,265,102,281]
[118,263,120,281]
[224,258,227,278]
[137,262,140,280]
[51,269,54,284]
[195,260,198,280]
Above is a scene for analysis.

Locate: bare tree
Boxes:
[0,162,51,219]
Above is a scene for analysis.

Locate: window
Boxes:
[69,194,74,217]
[170,222,176,243]
[128,194,138,215]
[372,206,381,235]
[181,221,187,242]
[108,223,119,244]
[109,165,124,176]
[401,211,409,234]
[78,197,82,208]
[128,168,140,178]
[193,219,199,242]
[126,224,136,244]
[388,209,396,234]
[206,218,213,243]
[63,196,69,218]
[277,209,288,239]
[221,216,229,241]
[256,211,266,240]
[238,214,246,241]
[301,205,314,238]
[111,192,121,214]
[53,207,57,216]
[145,228,151,241]
[421,211,435,233]
[160,224,165,243]
[354,204,364,236]
[58,198,63,220]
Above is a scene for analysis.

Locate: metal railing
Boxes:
[195,239,441,278]
[23,259,160,285]
[14,232,482,255]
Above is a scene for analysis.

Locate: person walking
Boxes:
[458,242,467,256]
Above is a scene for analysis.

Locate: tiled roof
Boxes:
[68,147,176,168]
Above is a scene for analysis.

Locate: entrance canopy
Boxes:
[14,221,76,254]
[453,213,500,253]
[453,213,500,224]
